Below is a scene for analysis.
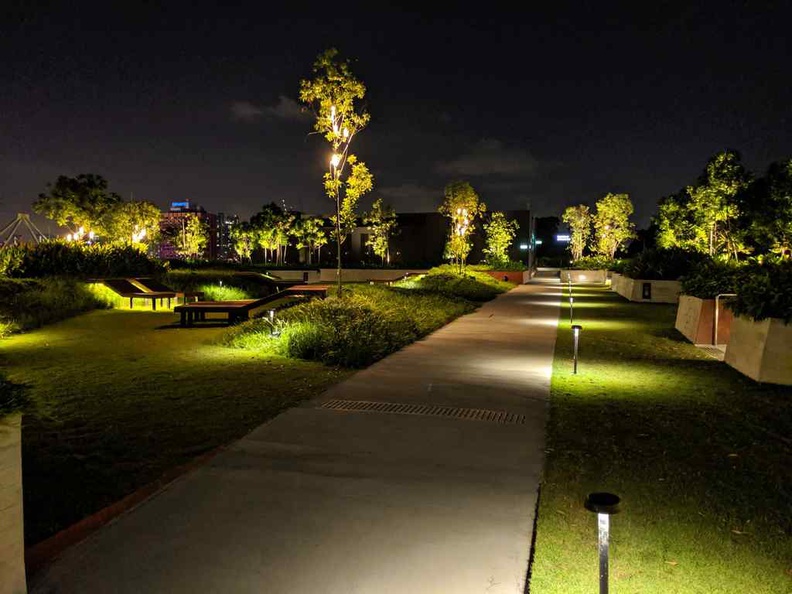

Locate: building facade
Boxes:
[158,200,219,260]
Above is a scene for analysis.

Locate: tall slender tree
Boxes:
[562,204,592,261]
[364,198,397,265]
[300,48,373,295]
[592,193,636,259]
[483,212,519,267]
[439,181,486,273]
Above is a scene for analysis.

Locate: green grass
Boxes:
[530,285,792,593]
[394,265,514,301]
[223,283,477,367]
[0,309,350,545]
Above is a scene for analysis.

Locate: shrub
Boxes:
[568,256,615,270]
[1,241,162,278]
[398,265,513,301]
[0,278,108,335]
[470,261,527,272]
[623,248,709,280]
[223,283,476,368]
[680,259,743,299]
[730,259,792,323]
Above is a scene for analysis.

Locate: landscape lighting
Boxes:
[572,324,582,373]
[584,492,621,594]
[330,154,341,168]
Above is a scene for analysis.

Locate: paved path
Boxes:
[30,280,561,594]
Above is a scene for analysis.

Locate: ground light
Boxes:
[572,324,582,374]
[584,492,621,594]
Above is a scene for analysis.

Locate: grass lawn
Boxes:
[530,285,792,593]
[0,309,350,546]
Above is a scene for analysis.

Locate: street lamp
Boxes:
[585,492,621,594]
[572,324,582,373]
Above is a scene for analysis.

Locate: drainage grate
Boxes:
[319,400,526,425]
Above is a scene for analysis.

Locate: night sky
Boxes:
[2,2,791,231]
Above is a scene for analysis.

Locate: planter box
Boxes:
[725,316,792,385]
[675,295,734,345]
[483,270,525,284]
[560,269,607,284]
[612,276,682,304]
[0,413,25,594]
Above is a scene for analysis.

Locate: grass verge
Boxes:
[0,310,349,545]
[530,285,792,593]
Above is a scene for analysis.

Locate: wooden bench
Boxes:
[133,278,204,304]
[173,285,331,326]
[102,279,176,311]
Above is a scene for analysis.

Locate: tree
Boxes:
[293,217,328,265]
[592,193,635,259]
[741,158,792,257]
[483,212,519,267]
[230,222,256,261]
[655,188,708,252]
[561,205,591,261]
[439,181,486,273]
[688,150,751,259]
[101,200,161,248]
[364,198,397,265]
[33,173,122,237]
[163,214,207,259]
[250,203,283,263]
[300,48,373,294]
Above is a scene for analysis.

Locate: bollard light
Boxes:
[569,296,574,324]
[268,309,275,323]
[572,324,582,374]
[585,492,621,594]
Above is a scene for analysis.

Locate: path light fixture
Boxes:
[569,296,574,324]
[585,492,621,594]
[572,324,582,374]
[268,309,275,323]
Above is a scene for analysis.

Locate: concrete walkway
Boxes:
[30,279,561,594]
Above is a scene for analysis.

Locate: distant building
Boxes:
[159,200,219,260]
[217,212,238,260]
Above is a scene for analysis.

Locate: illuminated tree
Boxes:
[293,217,328,265]
[483,212,519,267]
[742,158,792,257]
[364,198,397,265]
[163,214,207,259]
[230,222,256,261]
[33,174,122,237]
[688,150,751,258]
[655,188,708,252]
[101,200,161,248]
[592,193,635,259]
[300,48,373,294]
[561,204,591,261]
[439,181,486,273]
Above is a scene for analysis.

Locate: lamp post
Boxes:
[585,492,621,594]
[569,296,574,324]
[572,324,582,373]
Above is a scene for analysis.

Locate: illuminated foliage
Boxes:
[33,174,122,237]
[483,212,519,267]
[561,204,591,261]
[162,214,207,259]
[293,217,328,265]
[741,158,792,256]
[592,193,636,259]
[364,198,397,265]
[439,181,486,273]
[100,200,161,248]
[300,48,373,293]
[229,222,256,261]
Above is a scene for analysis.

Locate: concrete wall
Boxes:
[675,295,734,345]
[725,316,792,385]
[612,276,682,304]
[318,269,429,283]
[0,413,26,594]
[267,270,321,283]
[560,269,607,284]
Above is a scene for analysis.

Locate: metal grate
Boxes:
[319,399,526,425]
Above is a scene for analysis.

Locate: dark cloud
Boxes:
[436,139,540,178]
[230,101,264,121]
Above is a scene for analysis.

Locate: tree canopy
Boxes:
[483,212,519,267]
[33,174,122,236]
[300,48,373,293]
[562,205,591,261]
[592,193,636,259]
[439,181,486,272]
[364,198,397,265]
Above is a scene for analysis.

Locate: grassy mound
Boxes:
[395,265,514,301]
